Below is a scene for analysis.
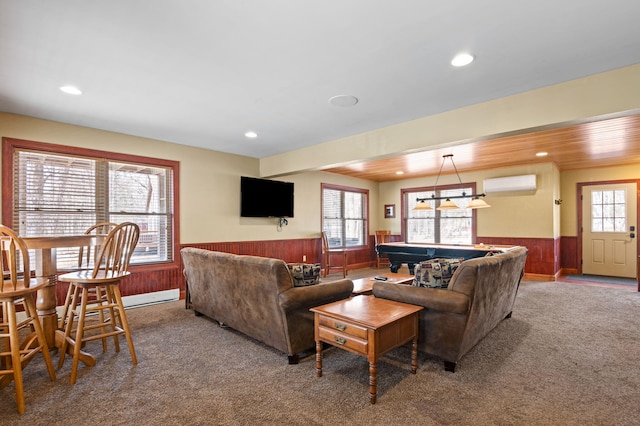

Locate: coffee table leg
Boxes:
[411,335,418,374]
[315,341,323,377]
[369,362,377,404]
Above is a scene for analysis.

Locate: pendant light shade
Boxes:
[413,154,491,211]
[413,200,433,210]
[467,197,491,209]
[436,199,459,210]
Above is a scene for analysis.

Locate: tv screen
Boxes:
[240,176,294,218]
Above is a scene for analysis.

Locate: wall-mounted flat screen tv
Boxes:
[240,176,294,218]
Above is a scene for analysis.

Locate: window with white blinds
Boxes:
[403,184,476,244]
[322,184,368,248]
[8,142,176,269]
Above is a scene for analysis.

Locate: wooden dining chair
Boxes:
[321,231,347,278]
[57,222,140,384]
[374,230,392,269]
[0,225,56,414]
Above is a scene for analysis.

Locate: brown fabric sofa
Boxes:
[372,246,528,372]
[181,248,353,364]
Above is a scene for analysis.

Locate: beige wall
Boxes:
[284,172,379,238]
[381,162,639,240]
[379,163,559,239]
[0,113,376,243]
[560,164,640,237]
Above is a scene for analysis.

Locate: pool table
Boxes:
[375,242,520,273]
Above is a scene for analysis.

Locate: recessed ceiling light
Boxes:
[395,171,404,175]
[244,131,258,138]
[536,151,548,157]
[59,85,83,95]
[329,95,358,107]
[451,53,474,67]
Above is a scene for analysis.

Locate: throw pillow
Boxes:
[412,257,464,289]
[287,263,321,287]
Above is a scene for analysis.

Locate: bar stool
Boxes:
[58,222,117,338]
[0,225,56,414]
[57,222,140,384]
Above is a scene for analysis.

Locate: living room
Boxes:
[1,2,639,423]
[2,62,639,296]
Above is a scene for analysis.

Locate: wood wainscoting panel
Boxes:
[560,236,578,272]
[478,236,559,280]
[182,238,322,265]
[184,238,374,271]
[55,264,183,304]
[51,235,563,304]
[53,237,377,305]
[55,235,560,304]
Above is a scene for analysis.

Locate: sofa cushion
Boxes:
[287,263,321,287]
[412,258,464,289]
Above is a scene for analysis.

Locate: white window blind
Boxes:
[13,148,174,269]
[322,185,368,248]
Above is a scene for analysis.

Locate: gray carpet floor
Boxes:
[1,277,639,425]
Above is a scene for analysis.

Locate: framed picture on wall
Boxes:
[384,204,395,218]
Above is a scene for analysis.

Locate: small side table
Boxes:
[311,296,423,404]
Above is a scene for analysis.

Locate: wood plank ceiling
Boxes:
[323,113,640,182]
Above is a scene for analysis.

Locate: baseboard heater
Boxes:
[52,289,180,318]
[483,174,537,194]
[122,289,180,308]
[32,289,180,323]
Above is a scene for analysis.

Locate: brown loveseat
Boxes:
[373,246,528,372]
[181,248,353,364]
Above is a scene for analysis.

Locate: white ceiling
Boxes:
[2,1,640,159]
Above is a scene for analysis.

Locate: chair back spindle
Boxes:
[0,226,31,292]
[92,222,139,279]
[78,222,117,269]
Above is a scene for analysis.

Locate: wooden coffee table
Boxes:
[351,272,414,295]
[311,296,423,404]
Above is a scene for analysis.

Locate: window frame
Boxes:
[401,183,478,244]
[2,137,181,272]
[321,183,369,249]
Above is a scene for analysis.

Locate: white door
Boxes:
[582,182,637,278]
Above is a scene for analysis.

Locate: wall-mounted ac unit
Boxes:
[483,174,537,194]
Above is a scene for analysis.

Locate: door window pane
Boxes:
[591,190,626,232]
